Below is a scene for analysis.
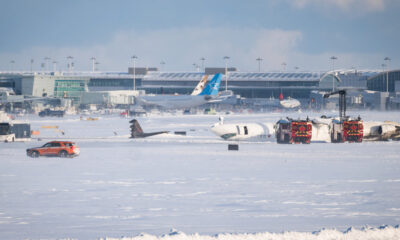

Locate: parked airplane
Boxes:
[280,97,301,109]
[137,73,222,109]
[191,74,209,95]
[243,94,300,110]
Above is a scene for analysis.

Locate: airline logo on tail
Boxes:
[199,73,222,96]
[191,75,209,95]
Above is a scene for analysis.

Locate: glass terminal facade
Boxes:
[367,71,400,92]
[54,79,86,103]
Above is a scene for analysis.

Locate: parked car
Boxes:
[26,141,80,158]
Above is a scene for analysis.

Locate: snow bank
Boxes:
[102,226,400,240]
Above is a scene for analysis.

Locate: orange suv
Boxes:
[26,141,80,158]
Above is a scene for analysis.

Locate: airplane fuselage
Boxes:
[211,122,275,141]
[138,95,212,109]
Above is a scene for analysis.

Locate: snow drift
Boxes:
[101,226,400,240]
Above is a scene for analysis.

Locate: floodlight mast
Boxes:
[44,57,51,72]
[223,56,230,91]
[53,61,57,72]
[200,57,205,71]
[281,62,287,72]
[67,56,73,72]
[131,55,138,91]
[30,59,34,72]
[330,56,338,91]
[256,57,263,72]
[160,61,165,71]
[10,60,15,71]
[90,57,96,72]
[384,57,391,92]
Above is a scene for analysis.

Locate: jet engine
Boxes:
[363,122,400,141]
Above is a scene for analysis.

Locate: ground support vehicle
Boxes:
[0,122,31,142]
[39,109,65,117]
[276,119,312,144]
[26,141,80,158]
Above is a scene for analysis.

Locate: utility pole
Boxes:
[223,56,230,91]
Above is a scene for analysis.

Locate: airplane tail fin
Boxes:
[191,75,209,95]
[129,119,169,138]
[199,73,222,96]
[129,119,144,138]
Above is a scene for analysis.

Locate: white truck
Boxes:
[0,122,31,142]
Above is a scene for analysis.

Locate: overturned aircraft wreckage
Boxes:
[129,119,169,138]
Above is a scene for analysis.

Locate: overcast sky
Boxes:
[0,0,399,72]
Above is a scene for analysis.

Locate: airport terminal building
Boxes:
[1,67,399,108]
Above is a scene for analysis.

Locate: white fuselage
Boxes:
[138,95,211,109]
[211,117,400,142]
[280,99,301,109]
[211,122,275,141]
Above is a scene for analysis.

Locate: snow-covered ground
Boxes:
[0,110,400,240]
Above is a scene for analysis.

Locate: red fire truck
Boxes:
[331,119,363,143]
[324,90,364,143]
[276,119,312,144]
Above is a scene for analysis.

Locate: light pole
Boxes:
[44,57,51,72]
[160,61,165,71]
[30,59,34,72]
[90,57,96,73]
[131,55,138,91]
[193,63,200,72]
[223,56,230,91]
[10,60,15,71]
[384,57,391,92]
[330,56,338,91]
[200,57,206,71]
[281,62,287,72]
[52,61,57,72]
[67,56,73,72]
[256,57,263,72]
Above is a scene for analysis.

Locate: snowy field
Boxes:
[0,110,400,240]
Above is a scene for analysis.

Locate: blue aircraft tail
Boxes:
[199,73,222,96]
